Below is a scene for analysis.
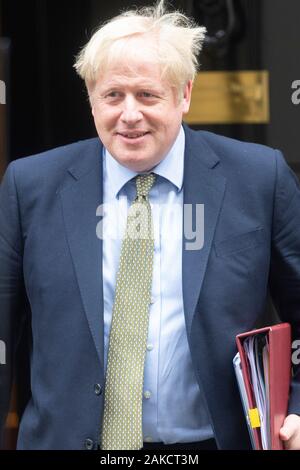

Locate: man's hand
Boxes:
[279,414,300,449]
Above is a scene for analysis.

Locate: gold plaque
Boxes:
[185,70,269,125]
[5,412,19,429]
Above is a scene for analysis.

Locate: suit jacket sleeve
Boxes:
[0,162,26,440]
[269,150,300,415]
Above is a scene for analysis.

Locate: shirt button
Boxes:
[84,438,94,450]
[144,436,153,443]
[94,384,102,396]
[147,344,153,351]
[144,391,151,399]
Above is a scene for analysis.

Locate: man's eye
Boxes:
[140,92,154,98]
[106,92,120,98]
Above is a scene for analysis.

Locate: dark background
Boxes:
[0,0,299,171]
[0,0,299,449]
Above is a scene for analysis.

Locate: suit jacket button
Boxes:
[94,384,102,395]
[85,438,94,450]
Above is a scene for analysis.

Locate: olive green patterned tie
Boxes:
[101,173,156,450]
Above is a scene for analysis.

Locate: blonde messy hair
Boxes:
[74,0,206,96]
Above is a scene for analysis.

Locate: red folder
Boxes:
[236,323,291,450]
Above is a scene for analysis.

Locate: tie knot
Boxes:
[135,173,156,199]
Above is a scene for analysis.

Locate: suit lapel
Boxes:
[182,127,227,336]
[58,128,226,369]
[59,139,105,368]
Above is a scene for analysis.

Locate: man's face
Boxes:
[89,43,192,172]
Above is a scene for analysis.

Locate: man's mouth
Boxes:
[117,132,150,139]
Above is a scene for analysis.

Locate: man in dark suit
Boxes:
[0,0,300,450]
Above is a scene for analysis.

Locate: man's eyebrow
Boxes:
[98,80,165,93]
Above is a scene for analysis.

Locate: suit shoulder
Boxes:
[11,138,101,173]
[184,127,290,192]
[5,138,102,198]
[193,129,278,163]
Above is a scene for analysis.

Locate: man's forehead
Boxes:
[95,62,166,89]
[98,74,163,88]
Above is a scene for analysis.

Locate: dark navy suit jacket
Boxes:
[0,125,300,449]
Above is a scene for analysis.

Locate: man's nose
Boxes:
[120,96,143,124]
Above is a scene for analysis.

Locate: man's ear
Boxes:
[86,82,95,116]
[91,102,95,117]
[182,80,193,114]
[89,95,95,117]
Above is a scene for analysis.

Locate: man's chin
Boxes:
[115,155,159,173]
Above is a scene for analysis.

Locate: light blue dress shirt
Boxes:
[102,126,214,444]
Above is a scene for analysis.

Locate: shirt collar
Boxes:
[104,125,185,198]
